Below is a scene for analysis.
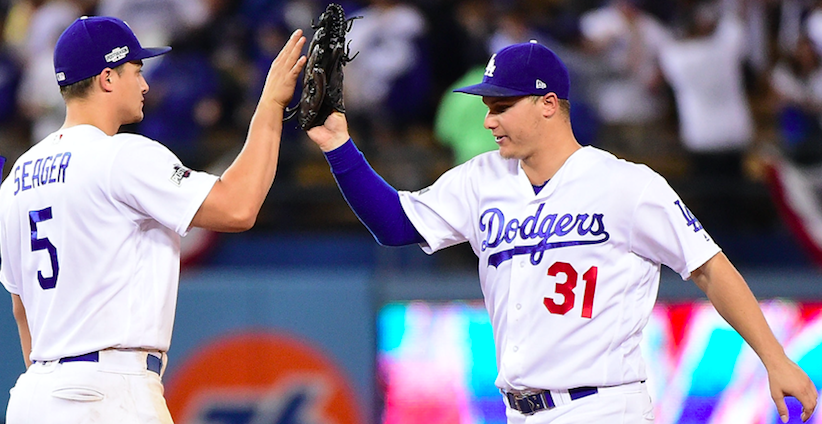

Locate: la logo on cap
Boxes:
[484,54,497,77]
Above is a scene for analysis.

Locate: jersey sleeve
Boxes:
[398,163,475,254]
[629,174,721,279]
[108,136,219,236]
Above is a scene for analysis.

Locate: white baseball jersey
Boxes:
[398,146,720,391]
[0,124,218,362]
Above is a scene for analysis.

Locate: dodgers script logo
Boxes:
[481,203,609,267]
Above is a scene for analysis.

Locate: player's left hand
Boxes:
[306,111,351,152]
[766,356,818,422]
[260,29,307,111]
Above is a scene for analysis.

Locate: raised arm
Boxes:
[691,252,818,423]
[307,112,423,246]
[190,30,307,232]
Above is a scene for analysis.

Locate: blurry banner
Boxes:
[378,300,822,424]
[379,302,502,424]
[765,157,822,265]
[165,331,363,424]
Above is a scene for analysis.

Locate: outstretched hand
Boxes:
[260,29,307,111]
[306,111,351,152]
[767,356,818,422]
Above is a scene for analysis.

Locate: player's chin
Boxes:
[127,112,145,125]
[497,146,518,160]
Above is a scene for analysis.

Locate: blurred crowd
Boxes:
[2,0,822,237]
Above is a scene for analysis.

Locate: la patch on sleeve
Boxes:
[170,164,192,186]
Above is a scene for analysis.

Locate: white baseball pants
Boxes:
[5,349,172,424]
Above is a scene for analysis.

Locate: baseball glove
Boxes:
[285,3,359,130]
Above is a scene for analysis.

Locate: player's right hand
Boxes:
[306,111,351,152]
[261,29,307,111]
[766,356,818,422]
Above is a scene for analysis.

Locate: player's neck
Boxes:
[521,139,582,185]
[63,101,121,136]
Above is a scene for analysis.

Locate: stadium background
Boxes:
[3,0,822,423]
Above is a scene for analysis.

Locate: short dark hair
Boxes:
[59,64,126,101]
[559,99,571,119]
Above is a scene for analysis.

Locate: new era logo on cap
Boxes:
[53,16,171,87]
[455,40,570,99]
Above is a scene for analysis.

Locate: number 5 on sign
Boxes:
[543,262,597,319]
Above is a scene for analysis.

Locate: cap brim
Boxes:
[134,46,172,60]
[453,82,533,97]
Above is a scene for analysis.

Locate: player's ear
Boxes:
[100,68,114,92]
[541,93,559,117]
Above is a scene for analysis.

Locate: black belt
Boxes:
[58,351,162,375]
[505,386,598,415]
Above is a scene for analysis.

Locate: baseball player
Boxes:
[306,41,818,423]
[0,16,306,423]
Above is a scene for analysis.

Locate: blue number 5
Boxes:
[29,207,59,289]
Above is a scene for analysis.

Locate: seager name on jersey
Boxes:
[12,152,72,195]
[480,203,610,267]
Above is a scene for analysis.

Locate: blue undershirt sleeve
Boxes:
[324,139,425,246]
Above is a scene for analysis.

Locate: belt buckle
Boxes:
[507,391,551,416]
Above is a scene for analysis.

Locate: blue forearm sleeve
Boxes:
[324,140,425,246]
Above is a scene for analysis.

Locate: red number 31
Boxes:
[543,262,597,319]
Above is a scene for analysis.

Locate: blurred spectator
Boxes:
[15,0,81,143]
[136,34,221,170]
[421,0,491,99]
[343,0,429,145]
[769,33,822,165]
[805,0,822,55]
[0,9,20,125]
[657,0,754,175]
[433,66,495,165]
[0,2,25,175]
[578,0,671,153]
[656,0,766,232]
[487,7,549,54]
[2,0,38,56]
[97,0,208,48]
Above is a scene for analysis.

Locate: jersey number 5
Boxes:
[543,261,597,319]
[29,207,59,290]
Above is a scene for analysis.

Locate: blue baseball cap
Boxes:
[54,16,171,87]
[454,40,570,99]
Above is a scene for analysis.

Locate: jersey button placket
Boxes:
[507,258,526,379]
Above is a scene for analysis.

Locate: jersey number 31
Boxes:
[544,262,597,319]
[29,207,59,290]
